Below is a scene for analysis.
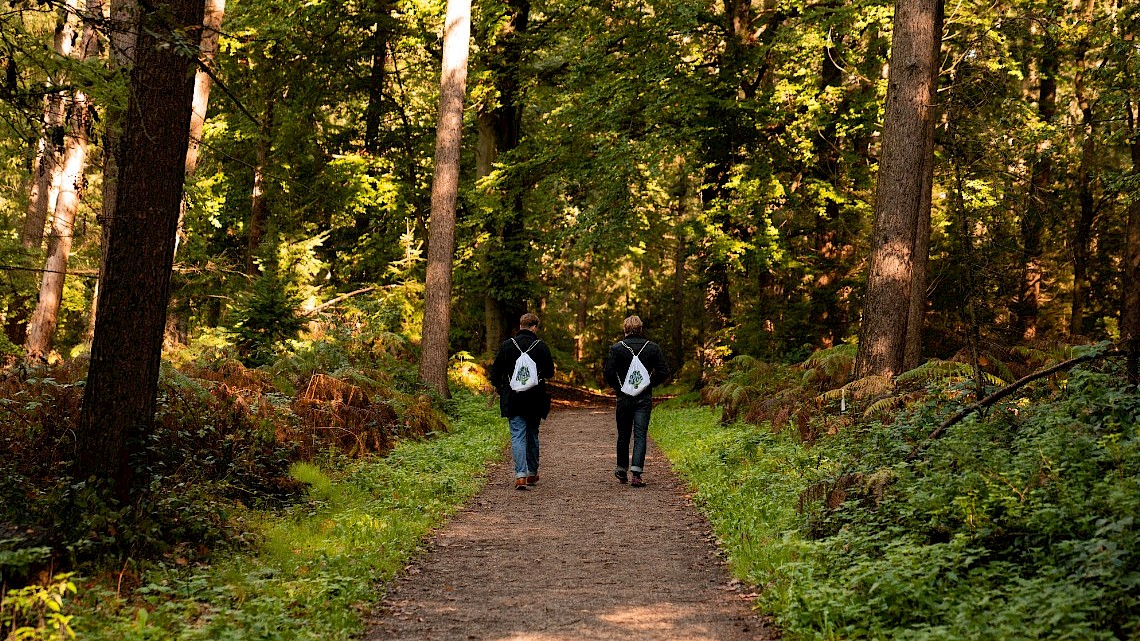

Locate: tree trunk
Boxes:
[479,0,531,351]
[185,0,224,180]
[418,0,472,397]
[574,258,591,362]
[1069,0,1096,341]
[672,220,686,371]
[24,0,101,362]
[99,0,140,265]
[1015,39,1057,342]
[855,0,944,378]
[364,0,394,154]
[245,96,275,274]
[1070,102,1094,340]
[22,0,82,249]
[902,5,942,371]
[1124,99,1139,384]
[75,0,204,492]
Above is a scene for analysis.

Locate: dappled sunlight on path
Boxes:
[366,409,772,641]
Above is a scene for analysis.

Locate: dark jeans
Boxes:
[616,393,652,474]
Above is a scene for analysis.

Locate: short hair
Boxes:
[519,312,540,329]
[622,315,644,336]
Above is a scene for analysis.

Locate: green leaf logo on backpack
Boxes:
[628,369,644,389]
[515,365,531,386]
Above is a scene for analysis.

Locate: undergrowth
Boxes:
[2,392,503,641]
[656,350,1139,640]
[1,294,497,639]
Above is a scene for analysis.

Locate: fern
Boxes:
[896,359,1007,387]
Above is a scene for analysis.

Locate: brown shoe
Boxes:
[526,475,540,486]
[515,477,528,490]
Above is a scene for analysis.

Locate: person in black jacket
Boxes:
[490,312,555,490]
[604,315,670,487]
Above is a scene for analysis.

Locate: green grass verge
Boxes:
[72,392,506,641]
[650,405,829,592]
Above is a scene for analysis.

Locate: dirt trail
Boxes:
[366,408,773,641]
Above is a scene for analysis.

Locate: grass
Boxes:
[69,392,506,641]
[650,405,830,591]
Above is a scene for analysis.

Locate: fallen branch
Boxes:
[907,349,1126,461]
[302,286,378,317]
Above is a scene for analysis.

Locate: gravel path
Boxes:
[365,407,774,641]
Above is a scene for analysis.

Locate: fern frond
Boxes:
[845,375,893,400]
[864,395,906,417]
[799,343,857,368]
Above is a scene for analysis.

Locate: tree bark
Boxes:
[479,0,531,352]
[245,96,275,274]
[24,0,101,362]
[364,0,395,154]
[574,258,591,362]
[902,4,942,371]
[418,0,472,397]
[855,0,944,378]
[1069,0,1096,341]
[22,0,81,249]
[75,0,204,491]
[1124,99,1139,384]
[99,0,140,259]
[1015,38,1057,342]
[185,0,225,180]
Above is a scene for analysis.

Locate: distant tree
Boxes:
[75,0,204,492]
[419,0,472,397]
[855,0,944,378]
[19,0,99,358]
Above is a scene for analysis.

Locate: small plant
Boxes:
[0,573,77,641]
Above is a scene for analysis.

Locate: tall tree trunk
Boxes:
[476,112,502,354]
[574,257,591,362]
[479,0,531,351]
[75,0,204,492]
[1068,0,1096,341]
[22,0,81,249]
[418,0,471,397]
[245,96,275,274]
[1070,102,1094,340]
[90,0,138,344]
[24,0,101,362]
[902,7,942,371]
[1124,99,1139,384]
[672,218,686,372]
[1015,38,1057,341]
[855,0,944,378]
[364,0,394,154]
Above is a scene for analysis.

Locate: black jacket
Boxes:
[604,336,671,398]
[490,329,555,419]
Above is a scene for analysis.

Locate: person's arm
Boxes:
[490,344,511,390]
[649,343,671,387]
[538,342,555,381]
[603,344,621,391]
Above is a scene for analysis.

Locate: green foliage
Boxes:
[230,270,304,366]
[0,573,78,641]
[660,354,1140,640]
[71,392,505,641]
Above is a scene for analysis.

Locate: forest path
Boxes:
[365,407,774,641]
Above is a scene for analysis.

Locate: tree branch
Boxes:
[906,348,1126,461]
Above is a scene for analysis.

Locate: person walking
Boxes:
[491,312,555,490]
[604,315,670,487]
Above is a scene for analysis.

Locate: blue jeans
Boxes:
[616,393,652,474]
[508,415,540,478]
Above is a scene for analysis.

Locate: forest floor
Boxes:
[363,403,776,641]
